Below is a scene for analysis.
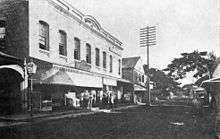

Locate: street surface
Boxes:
[0,105,216,139]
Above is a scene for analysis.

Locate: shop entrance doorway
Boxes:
[0,68,23,115]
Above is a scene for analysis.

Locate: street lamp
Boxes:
[27,59,37,116]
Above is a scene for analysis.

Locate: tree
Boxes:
[163,50,217,85]
[143,66,180,96]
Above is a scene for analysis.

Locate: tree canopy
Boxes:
[163,50,217,85]
[143,66,180,96]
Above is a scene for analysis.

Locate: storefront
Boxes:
[201,78,220,136]
[31,59,103,111]
[102,77,118,105]
[134,84,147,103]
[117,79,134,103]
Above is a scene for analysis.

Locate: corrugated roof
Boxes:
[122,56,140,68]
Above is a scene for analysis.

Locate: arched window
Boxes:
[74,38,80,60]
[95,48,100,66]
[86,43,91,64]
[59,30,67,56]
[39,21,49,50]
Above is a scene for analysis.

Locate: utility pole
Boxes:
[140,26,156,106]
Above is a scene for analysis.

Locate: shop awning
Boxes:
[134,84,146,91]
[42,70,74,85]
[34,69,103,88]
[67,71,103,88]
[103,77,117,86]
[117,78,132,84]
[201,77,220,86]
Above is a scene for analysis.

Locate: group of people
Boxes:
[80,90,116,109]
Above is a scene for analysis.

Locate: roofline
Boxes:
[47,0,123,49]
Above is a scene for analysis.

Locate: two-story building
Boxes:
[122,56,147,103]
[0,0,126,114]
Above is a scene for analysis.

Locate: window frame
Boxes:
[0,20,6,47]
[118,59,121,75]
[95,48,100,66]
[110,55,113,73]
[103,51,107,69]
[39,20,49,51]
[74,37,81,60]
[86,43,91,64]
[58,30,67,56]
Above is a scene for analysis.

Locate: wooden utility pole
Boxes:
[140,26,156,106]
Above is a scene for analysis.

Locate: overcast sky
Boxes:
[67,0,219,72]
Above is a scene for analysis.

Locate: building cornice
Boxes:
[46,0,123,50]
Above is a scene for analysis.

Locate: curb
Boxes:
[0,105,138,123]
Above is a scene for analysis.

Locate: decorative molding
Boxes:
[46,0,123,49]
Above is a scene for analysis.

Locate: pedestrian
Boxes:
[111,93,114,108]
[88,91,93,109]
[192,94,202,115]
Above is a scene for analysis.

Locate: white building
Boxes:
[0,0,126,113]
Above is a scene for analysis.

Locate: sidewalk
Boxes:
[0,104,138,125]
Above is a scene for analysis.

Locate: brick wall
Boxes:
[0,0,29,59]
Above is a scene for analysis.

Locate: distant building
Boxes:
[201,57,220,137]
[0,0,129,114]
[122,56,147,103]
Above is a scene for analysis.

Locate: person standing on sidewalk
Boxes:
[192,94,202,115]
[111,93,115,108]
[88,91,93,109]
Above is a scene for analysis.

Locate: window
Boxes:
[86,43,91,64]
[110,55,113,73]
[95,48,100,66]
[118,59,121,75]
[142,75,145,83]
[74,38,80,60]
[39,21,49,50]
[103,51,106,69]
[59,30,67,56]
[139,74,141,82]
[0,20,6,47]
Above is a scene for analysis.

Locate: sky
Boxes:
[66,0,219,84]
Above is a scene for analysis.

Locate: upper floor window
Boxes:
[139,74,142,82]
[103,51,106,69]
[74,38,80,60]
[110,55,113,73]
[59,30,67,56]
[142,75,145,83]
[0,20,6,47]
[95,48,100,66]
[86,43,91,64]
[118,59,121,75]
[39,21,49,50]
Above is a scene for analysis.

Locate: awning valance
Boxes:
[67,71,103,88]
[134,84,146,91]
[117,78,132,84]
[103,77,117,86]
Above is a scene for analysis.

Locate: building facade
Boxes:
[0,0,126,113]
[201,58,220,136]
[122,56,147,103]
